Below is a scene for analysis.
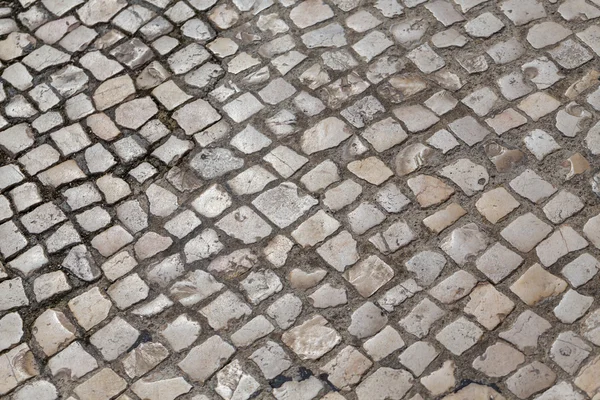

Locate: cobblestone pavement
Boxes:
[2,0,600,399]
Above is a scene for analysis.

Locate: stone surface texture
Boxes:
[0,0,599,399]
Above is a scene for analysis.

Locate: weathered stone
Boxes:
[506,362,556,399]
[90,317,139,361]
[178,336,235,383]
[74,368,127,400]
[472,342,525,377]
[282,315,341,360]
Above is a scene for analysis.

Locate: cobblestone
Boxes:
[0,0,599,398]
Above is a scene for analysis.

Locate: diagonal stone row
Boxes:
[1,0,600,399]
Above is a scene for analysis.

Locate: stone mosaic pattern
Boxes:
[2,0,600,399]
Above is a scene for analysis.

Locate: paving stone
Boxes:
[34,271,71,302]
[301,23,347,48]
[208,249,258,279]
[403,251,444,286]
[464,283,514,329]
[282,315,341,360]
[399,341,439,376]
[292,210,340,246]
[501,213,552,253]
[200,290,251,330]
[476,242,523,283]
[510,264,567,306]
[407,175,454,208]
[33,309,77,356]
[537,382,586,400]
[554,289,593,324]
[100,251,137,282]
[216,206,272,244]
[250,341,292,379]
[562,253,599,288]
[215,360,259,399]
[0,277,29,311]
[510,169,556,203]
[344,255,394,297]
[272,375,324,400]
[374,184,409,214]
[440,223,488,265]
[131,376,191,400]
[161,314,201,352]
[551,331,591,374]
[320,346,372,390]
[91,225,133,257]
[486,141,525,173]
[500,310,552,353]
[46,223,81,253]
[131,294,173,317]
[0,124,35,156]
[362,326,404,362]
[308,283,346,308]
[0,312,23,352]
[421,360,456,396]
[108,273,150,310]
[264,145,308,178]
[301,117,351,154]
[90,317,139,361]
[439,158,488,196]
[395,143,434,176]
[429,270,477,304]
[252,182,317,228]
[400,298,445,338]
[347,157,394,186]
[506,362,556,399]
[114,97,158,129]
[300,160,339,192]
[394,104,440,133]
[122,342,169,379]
[74,368,127,400]
[190,148,243,180]
[436,317,483,356]
[12,380,58,400]
[472,342,525,377]
[536,226,588,267]
[462,87,499,116]
[0,343,39,395]
[172,99,220,135]
[487,38,525,64]
[443,384,506,400]
[378,279,421,312]
[231,315,274,347]
[135,231,173,259]
[267,293,303,329]
[575,354,600,397]
[240,269,283,304]
[345,301,386,338]
[548,39,593,70]
[314,231,358,273]
[323,179,362,211]
[425,1,464,25]
[370,219,415,252]
[8,244,48,276]
[48,342,98,379]
[170,269,223,306]
[146,183,178,217]
[527,21,572,49]
[96,174,131,204]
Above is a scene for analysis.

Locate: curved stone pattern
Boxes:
[0,0,599,399]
